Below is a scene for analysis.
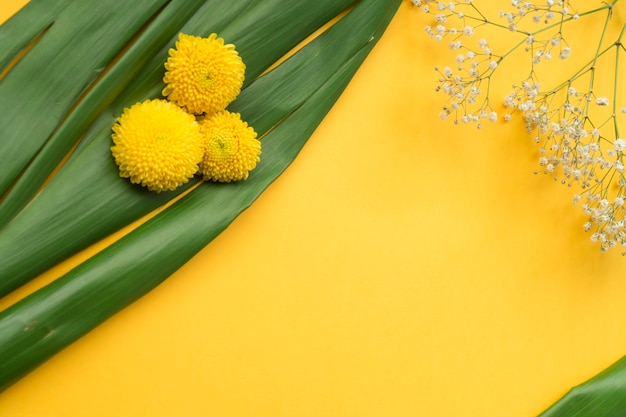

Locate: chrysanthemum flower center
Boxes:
[208,134,234,155]
[199,111,261,182]
[199,72,213,85]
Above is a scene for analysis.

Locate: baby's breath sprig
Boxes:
[413,0,626,252]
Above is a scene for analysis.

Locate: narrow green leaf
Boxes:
[0,0,355,297]
[538,356,626,417]
[0,0,170,196]
[0,0,208,227]
[0,0,72,71]
[0,0,401,392]
[0,0,356,228]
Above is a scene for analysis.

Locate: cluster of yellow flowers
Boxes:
[111,33,261,192]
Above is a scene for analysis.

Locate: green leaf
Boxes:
[0,0,209,226]
[538,356,626,417]
[0,0,401,392]
[0,0,355,296]
[0,0,171,196]
[0,0,72,70]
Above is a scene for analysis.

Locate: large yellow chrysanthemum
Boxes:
[162,33,245,115]
[199,111,261,182]
[111,99,204,192]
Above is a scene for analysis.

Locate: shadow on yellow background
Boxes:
[1,1,626,416]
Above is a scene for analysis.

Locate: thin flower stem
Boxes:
[543,40,617,98]
[497,3,616,62]
[613,23,626,138]
[586,6,614,101]
[463,13,529,35]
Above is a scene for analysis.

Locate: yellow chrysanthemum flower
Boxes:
[111,99,204,192]
[162,33,245,115]
[199,111,261,182]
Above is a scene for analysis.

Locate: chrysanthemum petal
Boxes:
[111,99,204,192]
[162,33,245,115]
[199,111,261,182]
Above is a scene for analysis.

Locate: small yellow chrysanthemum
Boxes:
[162,33,245,115]
[111,99,204,192]
[199,111,261,182]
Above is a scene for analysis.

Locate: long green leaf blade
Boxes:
[0,0,72,71]
[538,356,626,417]
[0,0,170,196]
[0,0,401,392]
[0,0,208,227]
[0,0,355,297]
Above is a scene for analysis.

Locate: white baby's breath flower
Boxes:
[596,97,610,106]
[419,0,625,251]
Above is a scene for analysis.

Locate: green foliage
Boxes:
[0,0,401,392]
[538,356,626,416]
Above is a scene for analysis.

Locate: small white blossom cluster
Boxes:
[500,0,578,32]
[413,0,626,252]
[416,0,580,129]
[419,3,503,128]
[506,81,626,251]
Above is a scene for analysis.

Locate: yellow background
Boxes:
[2,1,626,416]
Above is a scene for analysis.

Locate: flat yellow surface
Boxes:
[2,1,626,416]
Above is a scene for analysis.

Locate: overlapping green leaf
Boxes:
[0,0,72,70]
[538,356,626,417]
[0,0,209,226]
[0,0,356,296]
[0,0,401,392]
[0,0,171,196]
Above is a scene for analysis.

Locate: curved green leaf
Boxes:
[0,0,356,297]
[538,356,626,417]
[0,0,72,71]
[0,0,401,392]
[0,0,208,226]
[0,0,170,196]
